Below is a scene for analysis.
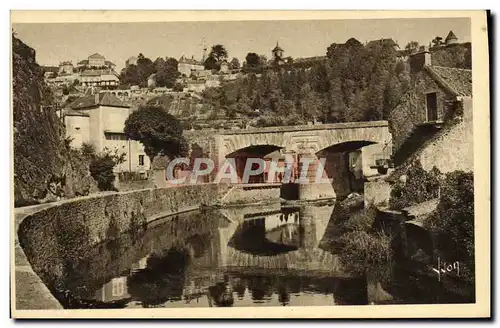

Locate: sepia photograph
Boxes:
[10,10,490,319]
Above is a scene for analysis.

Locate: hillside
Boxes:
[194,40,471,129]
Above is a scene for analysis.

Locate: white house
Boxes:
[64,92,150,173]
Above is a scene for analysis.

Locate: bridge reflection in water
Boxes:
[50,204,392,308]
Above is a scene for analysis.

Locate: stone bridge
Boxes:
[185,121,392,200]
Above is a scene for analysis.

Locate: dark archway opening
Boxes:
[316,141,377,199]
[225,145,283,184]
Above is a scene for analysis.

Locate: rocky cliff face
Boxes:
[13,35,97,206]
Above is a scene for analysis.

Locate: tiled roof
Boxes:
[77,59,89,65]
[62,108,89,117]
[89,53,105,59]
[445,31,458,42]
[68,92,129,110]
[42,66,59,73]
[426,65,472,96]
[105,60,115,67]
[272,42,284,52]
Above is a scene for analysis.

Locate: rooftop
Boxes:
[445,30,458,42]
[68,92,129,110]
[179,55,204,65]
[426,65,472,97]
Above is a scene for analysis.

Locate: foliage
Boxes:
[229,57,240,69]
[330,203,393,274]
[405,41,419,51]
[341,204,378,232]
[432,36,444,47]
[154,57,180,88]
[172,83,184,92]
[203,44,228,71]
[339,230,393,274]
[245,52,261,68]
[119,53,178,88]
[208,44,228,63]
[209,38,409,127]
[424,171,474,277]
[88,147,126,191]
[389,161,442,210]
[124,105,188,161]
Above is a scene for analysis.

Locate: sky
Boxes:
[12,17,471,71]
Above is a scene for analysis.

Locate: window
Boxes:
[105,133,127,141]
[139,155,145,166]
[426,92,438,122]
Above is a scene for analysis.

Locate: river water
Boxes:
[50,203,474,308]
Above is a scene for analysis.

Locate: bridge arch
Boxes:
[220,133,286,159]
[316,140,378,155]
[225,144,283,183]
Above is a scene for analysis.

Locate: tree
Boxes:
[432,36,444,47]
[245,53,261,68]
[88,147,126,191]
[124,105,188,161]
[229,57,240,69]
[119,64,140,87]
[209,44,228,63]
[204,55,218,70]
[155,57,180,88]
[405,41,419,52]
[136,53,155,87]
[172,82,184,92]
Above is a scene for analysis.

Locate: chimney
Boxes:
[409,45,431,74]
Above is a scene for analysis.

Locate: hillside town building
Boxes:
[62,92,150,173]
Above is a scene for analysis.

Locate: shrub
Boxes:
[338,230,393,274]
[89,156,117,191]
[389,161,441,210]
[80,142,97,161]
[341,204,378,232]
[425,171,474,265]
[88,148,126,191]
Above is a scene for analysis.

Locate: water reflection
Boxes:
[47,203,473,309]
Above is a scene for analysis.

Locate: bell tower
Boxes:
[272,41,284,64]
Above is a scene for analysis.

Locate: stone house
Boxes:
[63,92,150,173]
[77,53,116,70]
[147,73,157,88]
[178,55,205,77]
[389,46,472,166]
[365,46,473,206]
[80,69,120,89]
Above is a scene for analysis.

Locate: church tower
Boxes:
[272,41,284,65]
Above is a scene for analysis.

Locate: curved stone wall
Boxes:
[14,184,219,310]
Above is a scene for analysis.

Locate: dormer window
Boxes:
[426,92,438,122]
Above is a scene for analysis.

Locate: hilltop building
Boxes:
[63,92,150,173]
[445,30,458,45]
[272,41,285,66]
[58,61,74,75]
[178,55,205,76]
[80,69,120,89]
[77,53,116,70]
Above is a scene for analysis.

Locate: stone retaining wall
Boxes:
[14,184,219,311]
